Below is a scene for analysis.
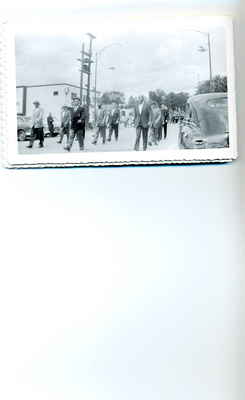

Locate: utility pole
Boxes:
[79,43,85,102]
[85,33,96,125]
[77,33,96,125]
[94,52,98,122]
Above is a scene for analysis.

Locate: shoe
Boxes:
[79,147,84,151]
[107,138,111,142]
[92,141,97,145]
[148,142,152,146]
[64,146,70,151]
[26,145,32,148]
[39,143,44,148]
[57,140,62,144]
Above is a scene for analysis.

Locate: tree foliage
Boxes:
[100,91,125,105]
[196,75,227,95]
[126,96,138,109]
[148,89,166,105]
[147,89,188,110]
[164,92,189,110]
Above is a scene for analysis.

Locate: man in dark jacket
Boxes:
[134,95,151,151]
[160,104,170,140]
[107,102,120,142]
[47,113,55,136]
[64,98,86,151]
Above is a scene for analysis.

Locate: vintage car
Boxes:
[17,115,61,141]
[179,93,229,149]
[17,115,32,141]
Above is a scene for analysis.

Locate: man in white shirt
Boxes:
[27,101,45,148]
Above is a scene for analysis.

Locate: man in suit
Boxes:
[27,100,45,148]
[47,112,55,136]
[64,98,86,151]
[148,102,162,146]
[134,95,151,151]
[107,102,120,142]
[58,106,71,145]
[160,104,170,140]
[92,104,108,145]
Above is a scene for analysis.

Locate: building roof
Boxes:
[16,83,80,89]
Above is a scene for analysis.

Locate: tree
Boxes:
[196,75,227,95]
[126,96,138,109]
[164,92,189,110]
[149,89,166,105]
[100,91,125,105]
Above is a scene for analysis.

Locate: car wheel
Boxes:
[18,130,26,141]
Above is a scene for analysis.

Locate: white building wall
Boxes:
[25,85,80,124]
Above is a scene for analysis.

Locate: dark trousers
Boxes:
[29,127,44,147]
[68,127,85,150]
[163,123,168,139]
[108,124,119,141]
[48,122,54,136]
[134,126,149,151]
[157,126,162,141]
[94,126,106,144]
[60,126,70,144]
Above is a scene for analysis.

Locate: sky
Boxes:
[14,12,228,100]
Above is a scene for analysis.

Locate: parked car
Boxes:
[17,115,32,141]
[179,93,229,149]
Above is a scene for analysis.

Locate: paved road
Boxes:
[18,124,180,154]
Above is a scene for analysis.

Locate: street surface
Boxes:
[18,124,180,154]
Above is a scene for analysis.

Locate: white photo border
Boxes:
[2,15,238,168]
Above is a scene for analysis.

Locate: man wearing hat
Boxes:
[64,97,86,151]
[27,100,45,148]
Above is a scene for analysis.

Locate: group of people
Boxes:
[129,95,169,151]
[91,102,120,145]
[26,95,172,152]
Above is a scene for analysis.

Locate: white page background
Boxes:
[0,1,244,400]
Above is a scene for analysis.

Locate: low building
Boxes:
[16,83,99,123]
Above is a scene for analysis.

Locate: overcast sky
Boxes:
[15,12,228,99]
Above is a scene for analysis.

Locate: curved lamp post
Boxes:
[94,42,123,121]
[194,30,213,91]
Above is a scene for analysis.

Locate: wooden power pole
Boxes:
[78,33,96,125]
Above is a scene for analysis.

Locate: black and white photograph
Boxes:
[3,12,238,166]
[0,3,245,400]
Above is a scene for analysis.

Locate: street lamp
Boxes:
[194,30,213,91]
[94,42,123,121]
